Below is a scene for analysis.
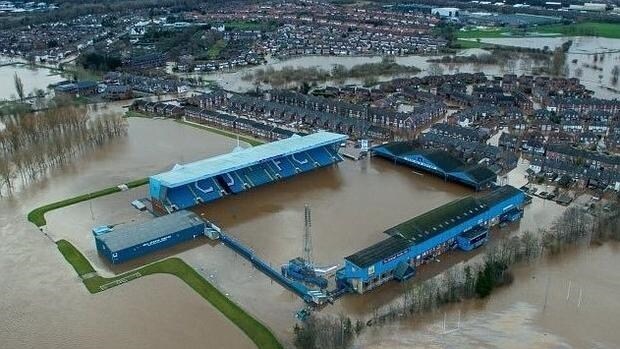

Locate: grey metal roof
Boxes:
[150,131,347,188]
[345,236,411,268]
[96,210,204,252]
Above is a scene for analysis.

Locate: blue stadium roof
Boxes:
[151,131,347,188]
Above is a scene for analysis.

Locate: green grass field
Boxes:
[453,39,483,49]
[207,39,227,60]
[457,28,515,39]
[535,22,620,39]
[458,22,620,40]
[56,240,282,349]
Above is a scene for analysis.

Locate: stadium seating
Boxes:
[163,145,345,206]
[151,132,348,211]
[186,184,203,203]
[217,172,246,193]
[288,152,314,172]
[262,163,278,179]
[269,157,296,178]
[194,178,224,203]
[241,164,274,187]
[166,185,196,209]
[306,146,334,166]
[323,146,342,161]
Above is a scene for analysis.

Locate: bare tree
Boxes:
[14,73,24,102]
[0,105,127,190]
[0,154,13,193]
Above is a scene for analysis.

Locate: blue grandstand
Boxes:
[336,185,525,294]
[372,141,497,190]
[150,132,347,213]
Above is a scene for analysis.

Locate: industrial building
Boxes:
[372,141,497,190]
[149,131,347,213]
[337,185,525,294]
[93,210,209,264]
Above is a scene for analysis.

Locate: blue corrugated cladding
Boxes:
[97,223,206,264]
[341,190,525,283]
[149,177,162,200]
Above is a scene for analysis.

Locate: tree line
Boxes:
[0,106,127,195]
[294,199,620,348]
[243,58,420,87]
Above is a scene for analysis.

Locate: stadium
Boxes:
[93,131,525,304]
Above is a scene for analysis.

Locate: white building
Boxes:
[432,7,460,18]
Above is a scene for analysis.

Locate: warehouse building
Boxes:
[93,210,207,264]
[337,185,525,294]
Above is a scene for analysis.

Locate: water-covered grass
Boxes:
[56,240,282,349]
[27,178,148,227]
[454,39,483,49]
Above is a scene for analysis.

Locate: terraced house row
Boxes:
[268,90,447,131]
[226,94,391,139]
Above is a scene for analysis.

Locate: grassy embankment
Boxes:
[55,240,282,349]
[27,121,282,349]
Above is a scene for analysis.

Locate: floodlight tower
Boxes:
[303,204,313,267]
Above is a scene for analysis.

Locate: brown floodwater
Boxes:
[0,64,64,101]
[3,115,620,349]
[195,36,620,99]
[0,118,256,349]
[196,158,470,267]
[355,243,620,349]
